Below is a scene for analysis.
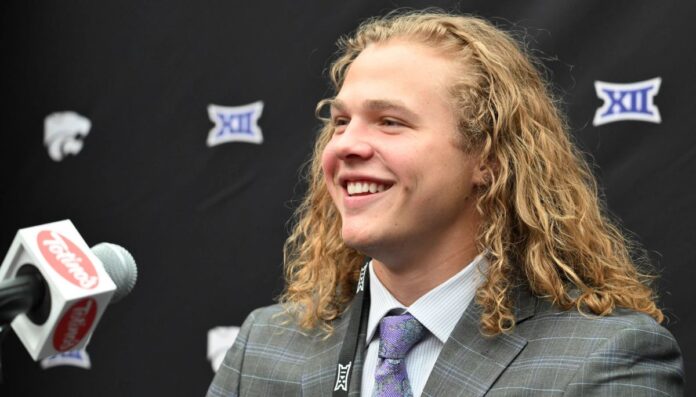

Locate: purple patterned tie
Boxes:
[373,313,426,397]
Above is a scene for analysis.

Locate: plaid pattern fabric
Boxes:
[207,291,684,397]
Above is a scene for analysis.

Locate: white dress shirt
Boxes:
[361,254,487,397]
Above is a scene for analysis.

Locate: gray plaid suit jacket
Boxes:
[207,289,684,396]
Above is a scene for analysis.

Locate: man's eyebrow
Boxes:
[330,99,419,120]
[329,99,346,113]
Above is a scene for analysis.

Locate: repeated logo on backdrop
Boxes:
[207,326,241,372]
[207,101,264,146]
[40,348,91,370]
[593,77,662,126]
[44,111,92,161]
[43,101,265,164]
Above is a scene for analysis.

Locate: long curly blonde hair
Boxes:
[280,10,662,335]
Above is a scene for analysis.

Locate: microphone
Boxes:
[0,220,138,360]
[90,243,137,303]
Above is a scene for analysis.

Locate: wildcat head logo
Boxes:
[44,111,92,161]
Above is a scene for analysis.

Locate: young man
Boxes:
[208,11,684,397]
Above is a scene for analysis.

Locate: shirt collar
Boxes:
[365,254,487,346]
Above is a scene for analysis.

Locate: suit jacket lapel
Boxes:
[421,288,537,397]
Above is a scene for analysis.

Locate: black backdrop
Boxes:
[1,1,694,396]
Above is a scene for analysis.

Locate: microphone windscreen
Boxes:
[91,243,137,303]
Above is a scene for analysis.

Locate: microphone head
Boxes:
[91,243,137,303]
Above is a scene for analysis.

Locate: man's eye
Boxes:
[381,118,403,127]
[332,117,349,126]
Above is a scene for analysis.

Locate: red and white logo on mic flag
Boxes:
[53,298,98,351]
[37,230,99,289]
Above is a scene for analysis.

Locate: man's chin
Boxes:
[340,229,377,253]
[341,230,399,261]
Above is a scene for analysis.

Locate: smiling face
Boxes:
[321,39,486,269]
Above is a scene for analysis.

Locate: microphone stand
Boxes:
[0,324,8,383]
[0,274,43,326]
[0,269,49,383]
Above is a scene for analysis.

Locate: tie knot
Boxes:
[377,313,426,360]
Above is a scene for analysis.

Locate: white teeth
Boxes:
[346,181,388,196]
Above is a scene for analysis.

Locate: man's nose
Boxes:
[330,120,374,160]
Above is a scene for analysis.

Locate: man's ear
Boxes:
[472,164,489,187]
[472,155,498,187]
